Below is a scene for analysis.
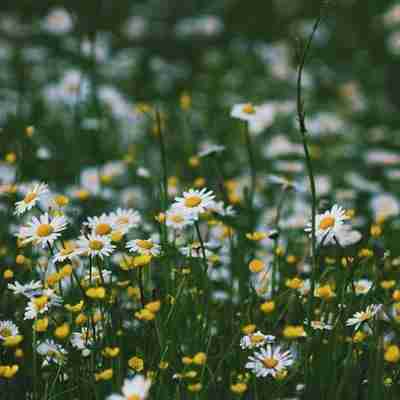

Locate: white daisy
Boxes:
[17,213,67,248]
[110,208,141,233]
[173,188,215,219]
[230,103,262,122]
[198,144,226,158]
[85,214,116,236]
[24,289,62,320]
[240,331,275,350]
[245,344,294,378]
[75,233,115,259]
[126,238,161,256]
[0,320,19,340]
[165,206,195,230]
[107,375,151,400]
[42,8,73,35]
[353,279,373,295]
[179,241,214,259]
[53,241,78,263]
[207,200,236,217]
[7,280,42,298]
[346,304,383,330]
[37,340,67,366]
[14,182,48,215]
[305,204,350,246]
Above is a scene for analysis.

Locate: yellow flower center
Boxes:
[171,215,184,223]
[24,192,37,204]
[95,223,112,236]
[319,216,335,230]
[242,103,255,114]
[89,240,104,251]
[136,240,153,250]
[127,395,140,400]
[184,196,202,208]
[0,328,12,337]
[359,311,370,321]
[250,334,264,344]
[33,296,49,311]
[262,357,278,369]
[36,224,54,237]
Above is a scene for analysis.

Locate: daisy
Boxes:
[24,289,62,320]
[7,280,42,298]
[37,340,67,366]
[42,8,73,35]
[14,182,48,215]
[230,103,262,122]
[305,204,350,246]
[198,144,226,158]
[245,344,294,378]
[0,321,19,340]
[173,188,215,219]
[85,214,115,236]
[126,238,161,256]
[240,331,275,350]
[110,208,141,233]
[107,375,151,400]
[179,241,214,259]
[353,279,373,295]
[207,200,236,217]
[17,213,67,248]
[75,233,115,259]
[346,304,382,330]
[53,240,78,263]
[165,206,195,230]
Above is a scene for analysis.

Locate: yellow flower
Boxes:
[145,300,161,313]
[34,318,49,333]
[246,232,267,241]
[189,156,200,168]
[184,370,197,379]
[95,368,113,381]
[242,324,256,335]
[159,361,169,370]
[230,382,248,394]
[260,301,275,314]
[353,331,367,343]
[54,323,70,340]
[370,224,382,238]
[128,356,144,372]
[249,259,265,273]
[314,284,335,301]
[358,248,373,258]
[381,280,396,290]
[102,347,120,358]
[286,277,303,290]
[385,345,400,363]
[134,255,152,268]
[182,356,193,365]
[65,300,84,313]
[180,92,191,110]
[187,383,202,392]
[192,352,207,366]
[283,325,306,339]
[0,365,18,378]
[14,348,23,358]
[134,309,155,321]
[3,269,13,279]
[86,287,106,299]
[75,313,88,325]
[2,335,23,347]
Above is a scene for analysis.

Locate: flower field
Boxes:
[2,1,400,399]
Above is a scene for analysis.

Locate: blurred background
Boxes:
[0,0,400,187]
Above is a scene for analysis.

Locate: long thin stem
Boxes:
[296,3,326,323]
[155,108,168,209]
